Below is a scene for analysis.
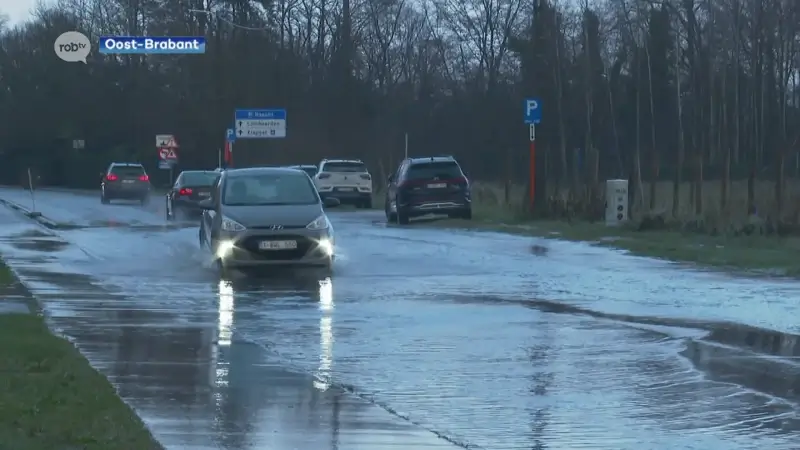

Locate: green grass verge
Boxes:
[0,265,13,285]
[0,265,162,450]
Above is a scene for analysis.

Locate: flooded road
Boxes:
[0,186,798,449]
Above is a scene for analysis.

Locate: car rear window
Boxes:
[181,172,218,186]
[111,165,145,176]
[406,161,463,180]
[322,162,367,173]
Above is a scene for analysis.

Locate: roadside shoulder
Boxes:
[0,262,163,449]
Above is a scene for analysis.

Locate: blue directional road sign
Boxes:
[524,98,542,124]
[234,109,286,138]
[226,128,236,143]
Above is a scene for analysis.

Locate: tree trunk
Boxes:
[672,23,685,218]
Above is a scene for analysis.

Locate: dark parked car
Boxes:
[166,170,220,220]
[198,167,341,275]
[101,162,152,205]
[384,155,472,224]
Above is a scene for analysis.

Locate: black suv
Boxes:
[384,156,472,224]
[100,162,152,205]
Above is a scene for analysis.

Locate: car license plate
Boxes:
[259,240,297,250]
[338,187,354,191]
[428,183,446,188]
[198,192,210,197]
[122,180,134,184]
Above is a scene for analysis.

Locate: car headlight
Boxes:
[221,216,246,232]
[307,214,330,230]
[317,238,333,256]
[216,240,235,259]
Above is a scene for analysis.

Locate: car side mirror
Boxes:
[198,198,215,210]
[323,197,341,208]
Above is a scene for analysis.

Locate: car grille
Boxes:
[239,235,313,260]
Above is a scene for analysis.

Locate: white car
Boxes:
[313,159,373,208]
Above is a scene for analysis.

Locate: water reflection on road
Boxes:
[316,277,334,391]
[218,280,234,347]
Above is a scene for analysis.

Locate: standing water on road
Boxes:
[0,187,798,449]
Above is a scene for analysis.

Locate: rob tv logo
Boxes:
[54,31,91,63]
[58,42,86,52]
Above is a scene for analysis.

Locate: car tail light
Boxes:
[317,173,331,179]
[179,188,192,196]
[139,175,149,181]
[450,177,468,190]
[106,174,118,181]
[360,174,371,180]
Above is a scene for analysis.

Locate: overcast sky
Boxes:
[1,0,37,26]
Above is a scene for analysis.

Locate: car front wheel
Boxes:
[385,198,397,222]
[397,208,410,225]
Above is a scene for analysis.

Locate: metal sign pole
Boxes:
[523,98,542,210]
[27,168,35,212]
[529,124,536,209]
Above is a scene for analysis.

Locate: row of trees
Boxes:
[1,0,798,218]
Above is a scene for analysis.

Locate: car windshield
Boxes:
[406,161,462,180]
[322,162,367,173]
[223,172,319,206]
[111,166,145,176]
[180,172,218,186]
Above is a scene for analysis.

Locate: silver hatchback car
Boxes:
[198,167,341,273]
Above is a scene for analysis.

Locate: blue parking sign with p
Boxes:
[226,128,235,142]
[524,98,541,124]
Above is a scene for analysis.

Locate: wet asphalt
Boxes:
[0,186,799,449]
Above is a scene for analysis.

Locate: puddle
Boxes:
[52,222,191,232]
[16,269,96,287]
[12,229,52,238]
[52,223,85,230]
[11,239,68,252]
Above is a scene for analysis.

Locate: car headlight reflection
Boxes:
[216,240,235,259]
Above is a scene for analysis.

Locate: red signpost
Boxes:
[224,141,232,167]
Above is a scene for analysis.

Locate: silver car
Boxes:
[198,167,341,273]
